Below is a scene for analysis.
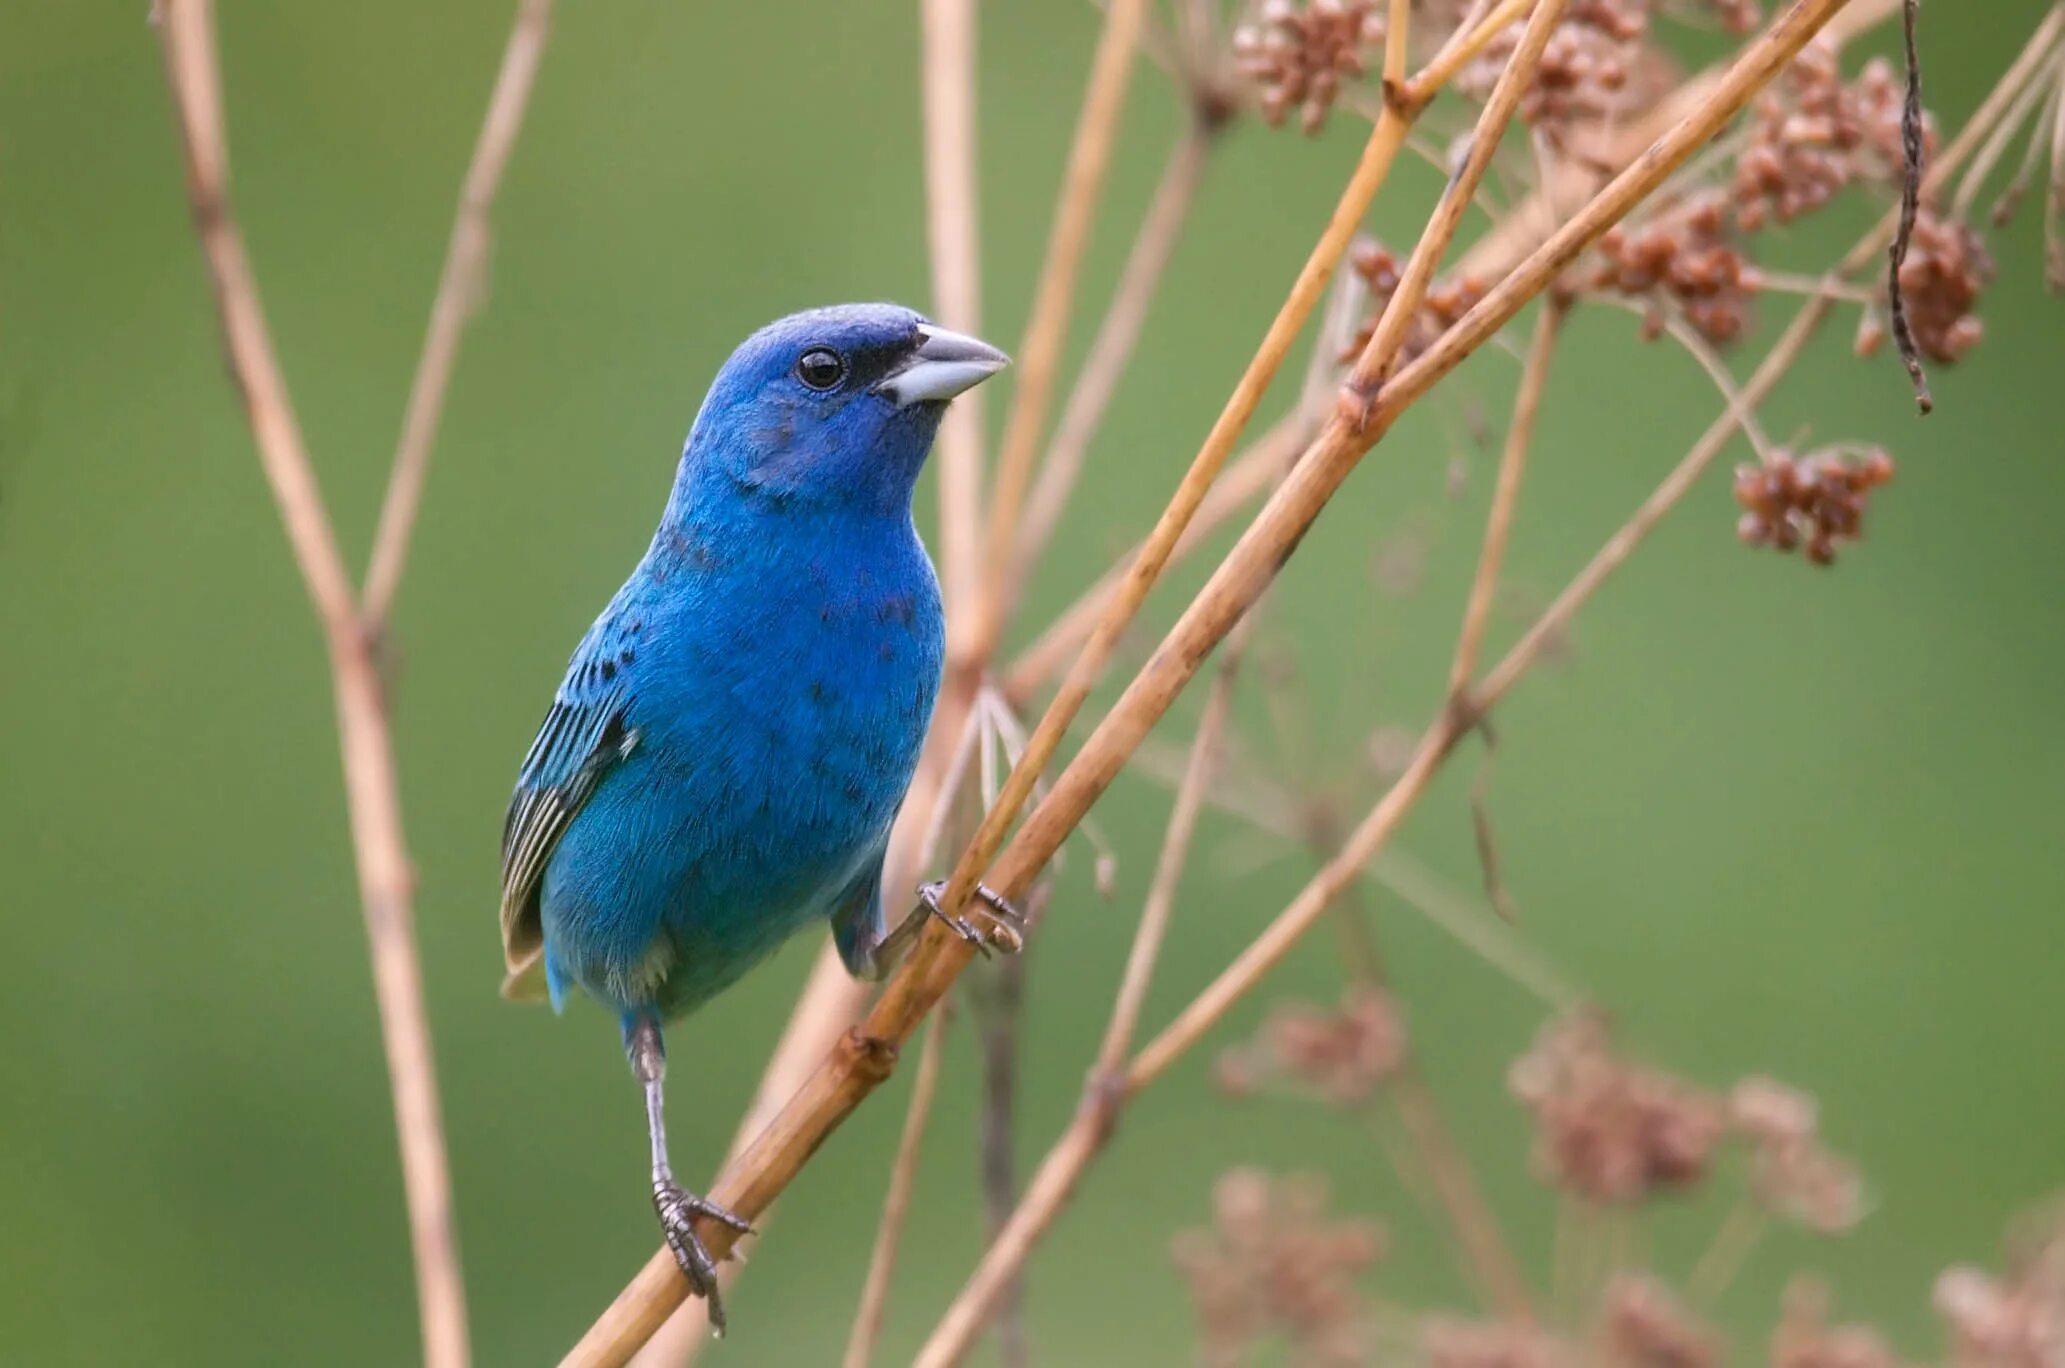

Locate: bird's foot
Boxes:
[653,1180,754,1335]
[916,880,1026,956]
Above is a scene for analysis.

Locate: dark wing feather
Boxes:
[498,620,638,981]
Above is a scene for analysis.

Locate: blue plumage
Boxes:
[498,304,1006,1325]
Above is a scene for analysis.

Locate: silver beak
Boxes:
[876,323,1010,406]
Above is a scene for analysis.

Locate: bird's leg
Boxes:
[916,879,1027,955]
[624,1014,753,1335]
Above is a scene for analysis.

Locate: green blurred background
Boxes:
[3,3,2060,1363]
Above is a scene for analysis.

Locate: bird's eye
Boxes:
[795,348,847,391]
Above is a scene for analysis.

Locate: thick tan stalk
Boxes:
[156,3,468,1364]
[1010,122,1215,597]
[841,1012,950,1368]
[913,634,1244,1368]
[921,0,988,621]
[562,6,1855,1360]
[363,0,557,626]
[967,0,1151,659]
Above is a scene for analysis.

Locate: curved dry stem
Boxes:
[156,3,469,1363]
[363,0,558,627]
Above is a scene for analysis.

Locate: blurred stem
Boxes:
[971,956,1031,1368]
[922,0,989,624]
[363,0,558,628]
[842,1010,950,1368]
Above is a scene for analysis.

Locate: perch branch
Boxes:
[842,1011,951,1368]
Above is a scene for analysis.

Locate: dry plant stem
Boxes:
[911,636,1246,1368]
[922,0,988,621]
[1010,122,1216,597]
[362,0,556,626]
[2047,39,2065,287]
[842,1011,950,1368]
[155,4,468,1365]
[1951,50,2058,221]
[1685,1196,1766,1307]
[564,7,1857,1359]
[968,0,1151,659]
[1448,301,1562,698]
[1390,1065,1537,1319]
[1409,0,1537,107]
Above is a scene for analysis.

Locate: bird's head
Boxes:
[680,303,1008,516]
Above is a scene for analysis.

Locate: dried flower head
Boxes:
[1602,1274,1723,1367]
[1770,1277,1901,1368]
[1216,986,1406,1105]
[1587,191,1761,345]
[1423,1316,1574,1368]
[1733,446,1895,567]
[1462,0,1650,144]
[1894,211,1994,364]
[1934,1203,2065,1368]
[1343,240,1490,368]
[1509,1011,1726,1204]
[1733,44,1920,231]
[1232,0,1384,135]
[1171,1168,1385,1366]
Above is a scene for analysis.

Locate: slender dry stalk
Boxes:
[842,1010,951,1368]
[911,630,1246,1368]
[968,0,1152,660]
[1009,121,1217,597]
[561,8,1862,1363]
[155,2,484,1362]
[1449,302,1562,698]
[922,0,988,623]
[362,0,557,627]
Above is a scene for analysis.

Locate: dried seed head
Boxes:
[1217,986,1407,1106]
[1733,446,1895,568]
[1601,1274,1723,1368]
[1933,1203,2065,1367]
[1460,0,1651,145]
[1894,211,1995,364]
[1587,191,1758,345]
[1733,44,1923,231]
[1508,1011,1726,1204]
[1343,240,1490,368]
[1423,1316,1574,1368]
[1770,1277,1901,1368]
[1232,0,1384,135]
[1172,1168,1385,1365]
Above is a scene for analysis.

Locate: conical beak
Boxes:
[876,324,1010,406]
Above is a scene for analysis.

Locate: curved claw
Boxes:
[916,880,1026,955]
[654,1182,752,1335]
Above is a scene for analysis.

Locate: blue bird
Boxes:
[499,304,1013,1327]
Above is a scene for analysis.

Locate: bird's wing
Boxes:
[498,618,639,982]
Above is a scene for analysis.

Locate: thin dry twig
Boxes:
[922,0,989,622]
[968,0,1152,660]
[1884,0,1932,412]
[1010,120,1218,598]
[363,0,558,626]
[842,1010,951,1368]
[155,2,473,1363]
[561,7,1860,1361]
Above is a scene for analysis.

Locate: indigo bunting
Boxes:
[499,304,1013,1326]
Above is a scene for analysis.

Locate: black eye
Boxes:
[795,348,847,391]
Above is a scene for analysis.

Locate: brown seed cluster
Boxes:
[1216,985,1407,1105]
[1933,1204,2065,1368]
[1508,1011,1726,1204]
[1896,211,1995,364]
[1423,1317,1572,1368]
[1461,0,1650,143]
[1733,446,1895,567]
[1342,240,1490,368]
[1171,1168,1385,1367]
[1695,0,1763,35]
[1588,192,1760,345]
[1601,1274,1723,1368]
[1232,0,1384,135]
[1769,1278,1901,1368]
[1730,1077,1867,1234]
[1734,44,1916,230]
